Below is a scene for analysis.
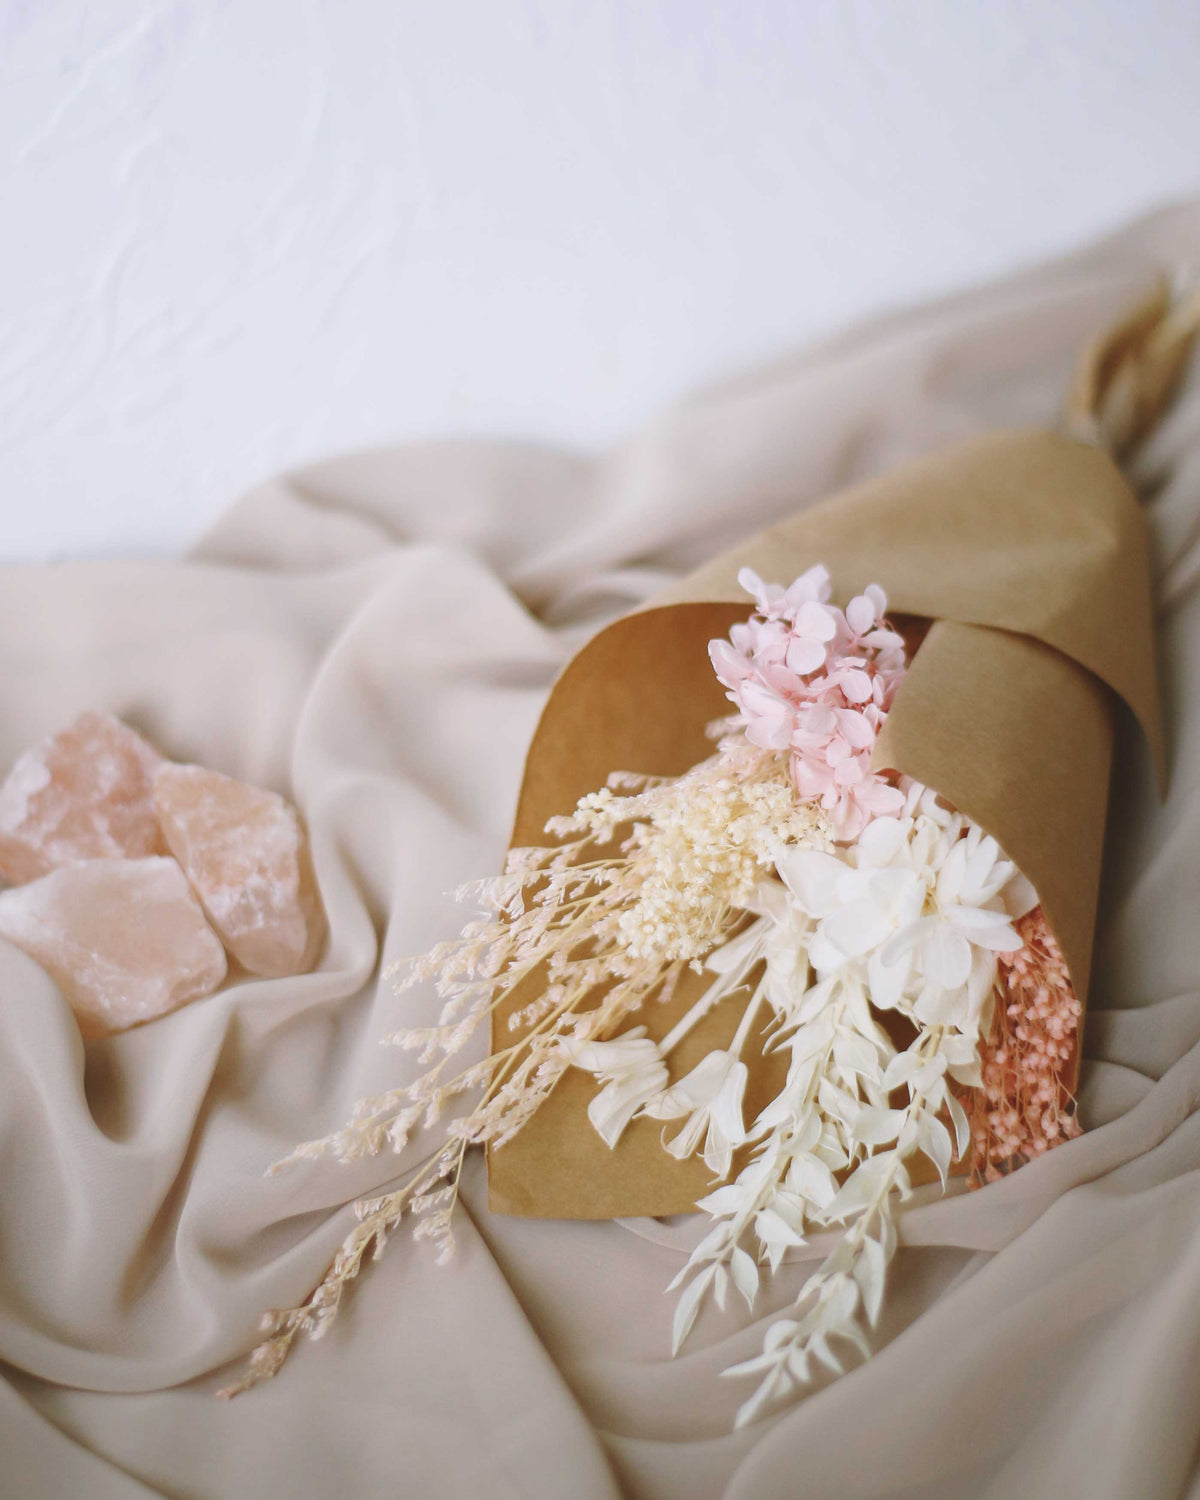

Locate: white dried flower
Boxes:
[643,1047,749,1179]
[561,1028,669,1147]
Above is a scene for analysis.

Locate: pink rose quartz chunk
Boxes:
[0,710,165,884]
[0,857,228,1038]
[154,764,325,979]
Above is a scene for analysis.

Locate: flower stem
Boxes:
[658,923,766,1056]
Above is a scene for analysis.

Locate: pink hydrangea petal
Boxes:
[795,599,838,643]
[738,681,797,748]
[708,639,750,687]
[791,755,835,798]
[783,564,832,609]
[846,594,877,636]
[857,780,906,814]
[832,800,866,840]
[833,756,865,786]
[740,678,781,714]
[740,621,784,668]
[834,708,875,749]
[737,567,781,616]
[797,704,837,736]
[838,668,874,705]
[745,720,791,751]
[756,673,802,711]
[730,622,754,653]
[785,636,827,676]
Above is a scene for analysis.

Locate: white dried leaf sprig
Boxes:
[717,1021,972,1428]
[216,1137,466,1399]
[608,781,1034,1426]
[224,739,828,1394]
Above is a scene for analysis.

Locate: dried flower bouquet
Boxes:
[225,564,1082,1424]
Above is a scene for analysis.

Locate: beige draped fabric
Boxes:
[2,201,1200,1500]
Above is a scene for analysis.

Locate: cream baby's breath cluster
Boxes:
[229,566,1083,1428]
[552,743,830,965]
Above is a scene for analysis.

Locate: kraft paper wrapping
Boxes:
[488,427,1162,1218]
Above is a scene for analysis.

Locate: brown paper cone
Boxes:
[486,422,1162,1219]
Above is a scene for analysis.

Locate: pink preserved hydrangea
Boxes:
[709,566,909,840]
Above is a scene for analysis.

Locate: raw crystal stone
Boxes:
[0,710,165,884]
[0,857,228,1038]
[154,764,325,978]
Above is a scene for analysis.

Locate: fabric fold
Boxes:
[0,200,1199,1498]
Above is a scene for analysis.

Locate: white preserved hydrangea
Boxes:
[780,781,1033,1027]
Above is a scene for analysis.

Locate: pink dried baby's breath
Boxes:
[968,907,1082,1182]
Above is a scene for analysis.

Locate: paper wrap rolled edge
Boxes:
[490,428,1161,1217]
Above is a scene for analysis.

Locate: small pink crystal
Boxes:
[0,857,228,1038]
[154,764,325,979]
[0,710,165,884]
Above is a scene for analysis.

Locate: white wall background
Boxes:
[1,0,1198,561]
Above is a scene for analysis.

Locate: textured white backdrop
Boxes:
[1,0,1198,561]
